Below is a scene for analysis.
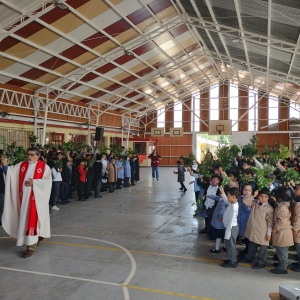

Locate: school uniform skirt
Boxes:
[211,226,225,239]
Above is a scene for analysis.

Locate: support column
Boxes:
[258,93,269,131]
[183,98,191,132]
[219,84,229,120]
[238,89,248,131]
[278,101,289,131]
[165,105,174,133]
[200,91,209,132]
[87,106,91,145]
[42,89,49,146]
[126,117,131,149]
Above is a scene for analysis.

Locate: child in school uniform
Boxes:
[219,186,240,268]
[228,171,239,189]
[291,184,300,272]
[238,188,274,269]
[200,175,222,234]
[209,188,228,254]
[271,187,294,274]
[173,160,187,192]
[237,184,253,256]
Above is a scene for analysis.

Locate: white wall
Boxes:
[231,131,255,147]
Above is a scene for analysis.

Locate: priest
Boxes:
[1,147,52,258]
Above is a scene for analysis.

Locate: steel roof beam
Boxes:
[97,1,207,106]
[0,70,144,115]
[188,17,298,54]
[186,22,225,82]
[0,0,54,41]
[203,0,241,85]
[182,0,233,82]
[233,0,254,87]
[207,50,300,86]
[282,34,300,95]
[266,0,272,92]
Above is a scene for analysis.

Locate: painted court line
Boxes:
[52,235,136,300]
[0,267,216,300]
[0,235,217,299]
[0,266,120,286]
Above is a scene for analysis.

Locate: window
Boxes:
[248,88,258,132]
[173,101,182,128]
[191,92,200,132]
[229,84,239,131]
[209,84,219,120]
[157,106,165,128]
[133,142,146,154]
[51,133,64,144]
[290,101,300,119]
[268,95,279,125]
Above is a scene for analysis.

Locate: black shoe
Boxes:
[95,195,102,198]
[199,229,208,234]
[210,248,220,254]
[179,188,183,190]
[131,184,135,186]
[239,239,246,246]
[271,268,288,274]
[222,247,227,252]
[238,257,251,263]
[109,191,113,193]
[78,199,86,201]
[252,263,265,269]
[291,262,300,267]
[222,262,238,268]
[268,245,274,249]
[291,266,300,272]
[223,260,229,263]
[237,254,246,259]
[157,178,159,180]
[85,197,89,200]
[183,189,187,193]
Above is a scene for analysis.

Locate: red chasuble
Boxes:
[19,160,46,236]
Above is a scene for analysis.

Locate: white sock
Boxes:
[215,238,221,250]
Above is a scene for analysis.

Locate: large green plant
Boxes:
[215,144,240,170]
[241,135,258,159]
[180,152,196,167]
[1,136,26,165]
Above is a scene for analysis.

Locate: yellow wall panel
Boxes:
[27,28,60,47]
[73,52,97,65]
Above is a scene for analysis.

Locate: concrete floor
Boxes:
[0,167,299,300]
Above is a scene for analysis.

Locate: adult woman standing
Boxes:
[148,149,161,180]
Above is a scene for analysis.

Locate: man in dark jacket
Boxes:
[94,154,103,198]
[61,158,72,204]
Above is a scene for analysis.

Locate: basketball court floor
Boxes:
[0,167,299,300]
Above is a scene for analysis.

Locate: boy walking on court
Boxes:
[219,186,240,268]
[173,160,187,192]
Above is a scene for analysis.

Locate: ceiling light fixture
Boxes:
[124,50,134,56]
[53,0,68,10]
[232,38,241,43]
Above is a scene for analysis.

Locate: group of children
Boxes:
[45,150,140,210]
[184,159,300,274]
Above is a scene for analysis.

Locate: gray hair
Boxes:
[27,147,40,156]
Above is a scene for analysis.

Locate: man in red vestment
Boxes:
[2,147,52,258]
